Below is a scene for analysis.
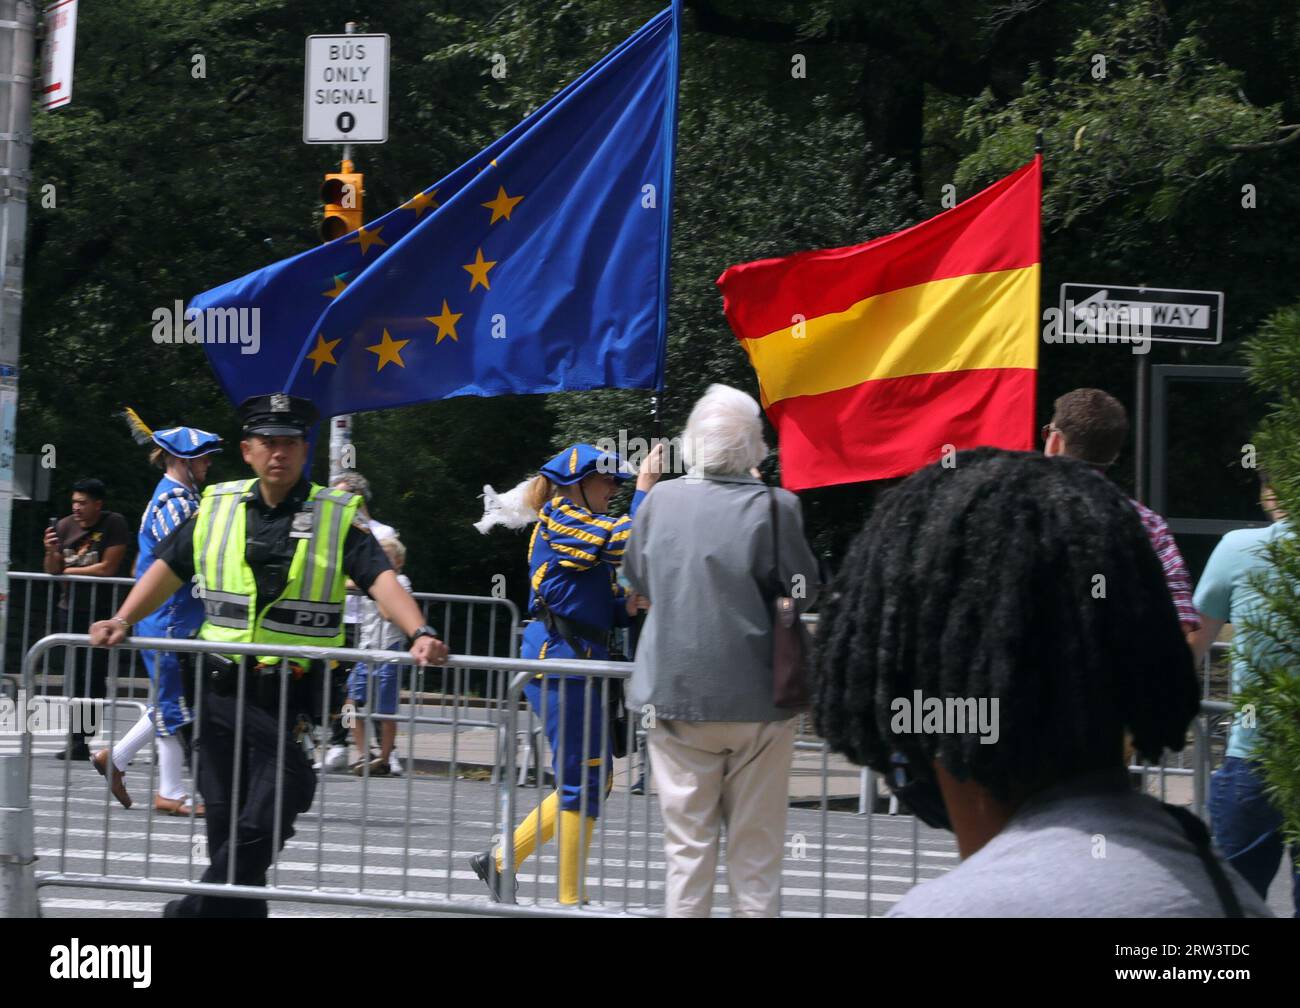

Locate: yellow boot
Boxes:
[557,810,596,905]
[496,791,559,873]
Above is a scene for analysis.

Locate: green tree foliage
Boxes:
[954,0,1300,508]
[1240,304,1300,850]
[18,0,1300,595]
[22,0,554,597]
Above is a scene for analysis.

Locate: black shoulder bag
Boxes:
[766,487,812,709]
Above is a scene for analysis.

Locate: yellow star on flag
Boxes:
[365,329,409,371]
[402,190,439,219]
[306,333,342,374]
[482,186,524,224]
[426,300,463,344]
[462,248,498,292]
[322,274,349,299]
[347,224,388,256]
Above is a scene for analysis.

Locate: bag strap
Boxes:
[1161,803,1244,918]
[766,486,784,598]
[533,597,605,657]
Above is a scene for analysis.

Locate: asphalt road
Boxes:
[25,747,1294,918]
[27,748,956,918]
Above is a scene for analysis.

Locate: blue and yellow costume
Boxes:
[134,426,223,735]
[500,443,645,904]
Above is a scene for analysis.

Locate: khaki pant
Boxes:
[647,717,796,918]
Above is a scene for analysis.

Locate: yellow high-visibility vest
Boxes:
[193,479,360,658]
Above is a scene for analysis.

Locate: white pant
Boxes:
[647,717,796,918]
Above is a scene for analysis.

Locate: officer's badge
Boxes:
[289,510,313,539]
[270,393,290,413]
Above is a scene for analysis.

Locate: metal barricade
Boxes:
[1126,641,1235,817]
[17,634,594,918]
[3,573,145,692]
[2,574,523,779]
[8,630,1244,918]
[494,659,958,917]
[349,590,522,784]
[3,573,519,689]
[493,649,1242,917]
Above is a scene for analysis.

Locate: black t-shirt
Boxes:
[152,478,391,612]
[54,511,131,617]
[55,511,130,572]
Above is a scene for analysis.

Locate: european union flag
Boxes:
[195,7,678,418]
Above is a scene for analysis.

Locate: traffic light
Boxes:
[321,159,363,241]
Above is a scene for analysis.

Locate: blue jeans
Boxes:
[347,661,399,714]
[1209,757,1300,917]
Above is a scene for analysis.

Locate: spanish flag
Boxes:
[718,157,1041,491]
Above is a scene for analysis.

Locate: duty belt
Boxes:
[253,660,310,680]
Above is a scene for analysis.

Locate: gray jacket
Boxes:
[623,472,819,722]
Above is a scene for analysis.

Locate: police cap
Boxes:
[237,394,319,438]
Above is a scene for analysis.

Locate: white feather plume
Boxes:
[474,479,539,534]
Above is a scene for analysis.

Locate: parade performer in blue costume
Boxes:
[471,441,661,903]
[92,411,222,813]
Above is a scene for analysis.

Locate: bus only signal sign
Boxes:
[303,33,390,144]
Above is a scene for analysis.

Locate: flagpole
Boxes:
[650,0,682,440]
[1034,128,1044,461]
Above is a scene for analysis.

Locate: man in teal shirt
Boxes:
[1189,471,1297,915]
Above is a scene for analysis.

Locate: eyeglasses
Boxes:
[1040,422,1061,443]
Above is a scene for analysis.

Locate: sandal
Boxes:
[91,749,133,809]
[154,794,205,818]
[351,757,389,777]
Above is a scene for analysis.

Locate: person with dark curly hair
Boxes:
[813,448,1271,917]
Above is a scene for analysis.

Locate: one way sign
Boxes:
[1059,284,1223,346]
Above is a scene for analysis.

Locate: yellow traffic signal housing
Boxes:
[321,160,364,241]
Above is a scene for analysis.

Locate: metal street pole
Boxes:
[327,19,357,484]
[1134,284,1150,503]
[0,0,40,919]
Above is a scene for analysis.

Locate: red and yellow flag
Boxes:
[717,157,1041,491]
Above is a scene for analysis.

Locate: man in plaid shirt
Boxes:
[1043,388,1199,633]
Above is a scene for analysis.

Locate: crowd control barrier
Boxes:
[1,632,1240,918]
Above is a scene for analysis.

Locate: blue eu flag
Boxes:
[195,7,678,418]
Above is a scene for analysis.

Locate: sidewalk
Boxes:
[13,684,1198,809]
[326,699,872,803]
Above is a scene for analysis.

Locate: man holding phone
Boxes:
[42,478,131,760]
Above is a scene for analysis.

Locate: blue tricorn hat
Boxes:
[540,443,634,486]
[151,426,223,459]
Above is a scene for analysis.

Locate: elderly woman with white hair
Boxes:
[623,383,819,917]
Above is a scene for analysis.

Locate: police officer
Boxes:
[90,393,448,917]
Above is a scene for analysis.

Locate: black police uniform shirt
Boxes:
[152,476,392,615]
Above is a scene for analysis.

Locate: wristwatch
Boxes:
[410,624,439,644]
[110,616,131,631]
